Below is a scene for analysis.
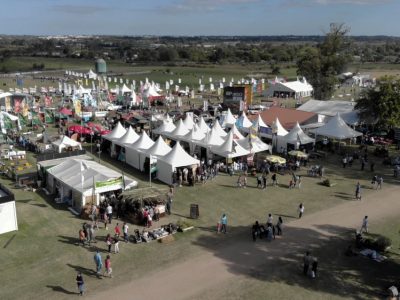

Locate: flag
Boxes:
[45,109,54,123]
[250,119,259,139]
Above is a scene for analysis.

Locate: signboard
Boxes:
[190,204,199,219]
[95,176,123,189]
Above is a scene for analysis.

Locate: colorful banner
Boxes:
[14,99,22,113]
[95,176,123,189]
[45,109,54,123]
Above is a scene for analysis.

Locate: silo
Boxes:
[95,58,107,74]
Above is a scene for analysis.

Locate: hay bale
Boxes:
[158,235,175,244]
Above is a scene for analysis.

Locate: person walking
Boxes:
[90,204,97,223]
[256,175,262,188]
[166,192,173,215]
[276,216,283,236]
[122,222,129,243]
[79,229,86,247]
[94,250,103,276]
[106,234,112,253]
[355,182,361,200]
[104,255,113,278]
[114,237,120,254]
[106,203,113,224]
[267,213,273,227]
[303,251,312,276]
[311,258,318,279]
[298,203,305,218]
[220,214,227,234]
[114,223,121,239]
[376,176,383,190]
[76,272,84,296]
[262,174,267,189]
[360,216,369,233]
[271,173,278,186]
[103,212,108,230]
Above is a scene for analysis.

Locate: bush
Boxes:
[374,236,392,252]
[321,178,336,187]
[176,219,194,229]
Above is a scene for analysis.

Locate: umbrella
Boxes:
[266,155,286,164]
[288,150,308,159]
[68,125,93,135]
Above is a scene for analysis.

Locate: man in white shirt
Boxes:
[106,204,113,224]
[122,223,129,243]
[267,213,273,227]
[360,216,368,233]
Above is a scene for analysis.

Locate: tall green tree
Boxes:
[297,23,352,99]
[355,76,400,129]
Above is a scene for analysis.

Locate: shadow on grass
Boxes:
[30,203,48,208]
[67,263,96,277]
[192,223,398,299]
[271,213,297,219]
[46,285,77,295]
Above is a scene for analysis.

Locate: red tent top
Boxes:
[68,125,93,135]
[59,107,73,116]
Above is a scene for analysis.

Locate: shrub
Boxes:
[374,236,392,252]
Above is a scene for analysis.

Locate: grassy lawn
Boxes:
[0,145,399,299]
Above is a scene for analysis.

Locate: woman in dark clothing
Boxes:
[276,216,283,235]
[76,272,84,296]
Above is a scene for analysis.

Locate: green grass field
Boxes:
[0,145,399,299]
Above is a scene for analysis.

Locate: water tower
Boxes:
[95,58,107,74]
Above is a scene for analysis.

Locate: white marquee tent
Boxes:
[153,120,176,135]
[125,131,155,170]
[221,108,237,128]
[164,119,189,140]
[310,113,363,140]
[114,126,139,147]
[182,113,194,130]
[279,122,315,150]
[210,131,249,158]
[211,120,227,137]
[102,122,127,141]
[157,142,200,185]
[52,135,82,153]
[236,112,253,130]
[197,117,211,134]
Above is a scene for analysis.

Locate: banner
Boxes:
[95,176,123,189]
[45,109,54,123]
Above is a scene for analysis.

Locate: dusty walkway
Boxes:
[88,186,400,300]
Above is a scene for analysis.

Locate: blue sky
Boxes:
[0,0,397,36]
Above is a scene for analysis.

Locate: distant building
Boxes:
[223,85,253,113]
[265,77,313,99]
[95,58,107,74]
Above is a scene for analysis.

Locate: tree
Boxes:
[297,23,352,99]
[355,76,400,129]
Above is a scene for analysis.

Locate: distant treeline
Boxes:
[1,35,400,65]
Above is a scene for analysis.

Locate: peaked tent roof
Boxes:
[310,113,363,139]
[229,124,245,140]
[256,114,269,128]
[194,126,225,147]
[197,117,210,133]
[211,131,249,158]
[146,136,172,157]
[212,120,227,137]
[114,126,140,146]
[236,136,270,154]
[165,119,189,139]
[52,135,82,152]
[125,131,154,150]
[121,84,132,94]
[272,118,288,136]
[181,124,206,143]
[236,112,253,128]
[183,113,194,130]
[222,108,237,127]
[153,120,176,135]
[283,122,315,144]
[158,142,200,167]
[102,122,127,140]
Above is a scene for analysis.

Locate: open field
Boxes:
[0,145,399,300]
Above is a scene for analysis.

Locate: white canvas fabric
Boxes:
[153,120,176,135]
[102,122,127,141]
[310,113,362,139]
[284,122,315,145]
[272,117,288,136]
[52,135,82,153]
[114,126,140,146]
[222,108,237,127]
[197,117,210,134]
[210,131,249,158]
[164,119,189,139]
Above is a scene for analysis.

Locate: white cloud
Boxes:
[160,0,262,13]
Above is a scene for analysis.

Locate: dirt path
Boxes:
[88,186,400,300]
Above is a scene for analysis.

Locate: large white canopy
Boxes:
[126,131,154,151]
[229,124,245,140]
[210,131,249,158]
[87,69,97,79]
[125,131,155,170]
[102,122,127,141]
[114,126,139,146]
[47,159,137,195]
[194,126,225,148]
[284,122,315,145]
[310,113,362,140]
[236,136,270,154]
[181,124,206,143]
[153,120,176,135]
[146,136,172,157]
[52,135,82,153]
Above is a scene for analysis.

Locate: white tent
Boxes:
[164,119,189,140]
[130,91,137,106]
[266,78,313,99]
[229,124,245,140]
[181,124,206,144]
[121,84,132,94]
[0,199,18,235]
[210,131,249,158]
[157,142,200,185]
[211,120,227,137]
[102,122,127,141]
[236,112,253,129]
[114,126,139,147]
[194,126,225,148]
[52,135,82,153]
[46,159,137,211]
[272,117,288,136]
[256,114,269,128]
[125,131,155,170]
[310,113,363,140]
[197,117,210,134]
[221,108,237,128]
[237,136,270,154]
[146,136,172,158]
[153,120,176,135]
[87,69,97,79]
[143,85,160,97]
[183,113,194,130]
[281,122,315,150]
